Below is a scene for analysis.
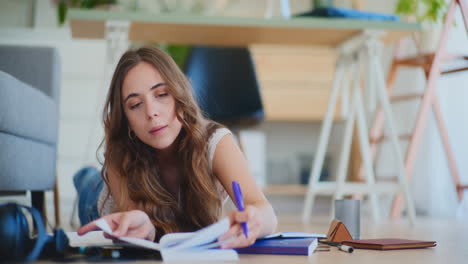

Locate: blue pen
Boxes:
[232,181,248,238]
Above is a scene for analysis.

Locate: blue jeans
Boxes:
[73,166,103,226]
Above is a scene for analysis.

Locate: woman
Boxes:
[76,46,277,249]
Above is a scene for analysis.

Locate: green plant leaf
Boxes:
[57,0,68,26]
[167,45,192,70]
[395,0,448,23]
[395,0,417,16]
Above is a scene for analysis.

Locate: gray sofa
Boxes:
[0,45,60,216]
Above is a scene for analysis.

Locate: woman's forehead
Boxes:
[122,62,165,94]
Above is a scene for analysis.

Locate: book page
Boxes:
[165,218,230,251]
[159,232,195,248]
[66,231,114,247]
[94,219,162,251]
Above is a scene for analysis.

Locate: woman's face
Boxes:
[122,61,182,151]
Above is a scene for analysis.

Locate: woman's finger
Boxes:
[77,221,100,236]
[226,232,258,249]
[221,232,252,249]
[219,224,241,241]
[126,225,152,239]
[221,219,262,249]
[219,225,241,241]
[78,213,119,236]
[113,213,131,236]
[231,206,256,224]
[221,225,254,248]
[233,211,249,223]
[125,219,152,237]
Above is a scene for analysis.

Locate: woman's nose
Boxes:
[145,102,159,120]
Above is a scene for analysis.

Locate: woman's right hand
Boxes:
[77,210,156,241]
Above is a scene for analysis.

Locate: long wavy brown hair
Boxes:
[99,46,222,237]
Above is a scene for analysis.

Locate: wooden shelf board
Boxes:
[69,9,420,47]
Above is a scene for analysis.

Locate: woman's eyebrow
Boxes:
[123,82,166,103]
[150,82,166,91]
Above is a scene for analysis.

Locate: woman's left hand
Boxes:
[218,205,262,249]
[77,210,156,241]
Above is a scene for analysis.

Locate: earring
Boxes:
[128,127,136,140]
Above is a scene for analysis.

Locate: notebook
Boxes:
[260,232,326,240]
[236,237,319,255]
[342,238,437,250]
[66,218,238,262]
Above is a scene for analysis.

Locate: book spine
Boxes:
[236,247,308,255]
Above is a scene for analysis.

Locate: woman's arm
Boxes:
[212,134,277,248]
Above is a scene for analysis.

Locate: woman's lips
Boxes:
[149,125,167,136]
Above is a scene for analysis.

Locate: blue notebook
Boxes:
[235,238,318,256]
[260,232,326,240]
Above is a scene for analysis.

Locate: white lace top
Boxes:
[97,127,232,216]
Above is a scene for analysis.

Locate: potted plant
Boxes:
[53,0,198,69]
[395,0,449,53]
[52,0,119,25]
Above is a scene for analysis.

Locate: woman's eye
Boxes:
[130,102,141,110]
[157,93,168,98]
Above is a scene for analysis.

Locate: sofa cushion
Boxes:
[0,71,57,145]
[0,132,56,191]
[0,45,60,102]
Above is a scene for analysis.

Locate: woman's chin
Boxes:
[148,139,175,151]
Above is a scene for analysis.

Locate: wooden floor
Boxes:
[38,214,468,264]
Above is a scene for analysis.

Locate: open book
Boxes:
[67,218,238,262]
